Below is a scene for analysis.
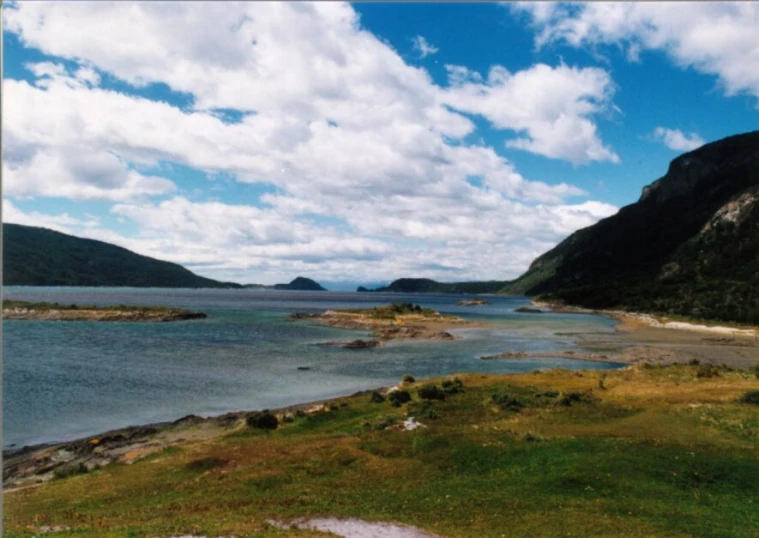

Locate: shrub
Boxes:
[53,462,88,480]
[374,416,398,430]
[696,364,720,378]
[388,389,411,407]
[492,393,525,411]
[738,390,759,405]
[540,390,559,398]
[418,384,446,400]
[559,391,593,406]
[370,390,386,403]
[186,457,225,472]
[689,359,701,366]
[402,373,416,384]
[751,365,759,379]
[246,410,279,430]
[442,377,464,394]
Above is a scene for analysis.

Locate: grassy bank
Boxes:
[5,364,759,537]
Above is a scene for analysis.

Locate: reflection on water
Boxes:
[3,287,620,447]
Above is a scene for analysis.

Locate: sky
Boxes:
[2,2,758,289]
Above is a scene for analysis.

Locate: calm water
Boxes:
[2,287,620,448]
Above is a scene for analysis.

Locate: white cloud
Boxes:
[412,35,439,58]
[514,2,759,101]
[442,63,620,164]
[651,127,705,152]
[2,2,623,283]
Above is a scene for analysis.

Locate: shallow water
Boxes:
[2,287,620,448]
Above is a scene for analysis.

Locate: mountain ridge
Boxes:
[505,130,759,324]
[2,223,242,289]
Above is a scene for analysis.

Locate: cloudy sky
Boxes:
[3,2,758,288]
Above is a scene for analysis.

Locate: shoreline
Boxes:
[8,300,759,489]
[527,299,759,369]
[2,387,395,490]
[530,299,759,337]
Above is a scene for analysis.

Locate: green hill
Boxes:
[2,223,241,288]
[506,131,759,324]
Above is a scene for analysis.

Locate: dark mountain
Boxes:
[3,223,241,288]
[362,278,508,294]
[273,276,326,291]
[506,131,759,324]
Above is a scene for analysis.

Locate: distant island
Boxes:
[273,276,326,291]
[2,300,207,322]
[3,224,241,289]
[358,277,508,294]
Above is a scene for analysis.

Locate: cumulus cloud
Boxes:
[651,127,705,152]
[2,2,622,282]
[513,2,759,101]
[412,35,439,58]
[442,63,619,164]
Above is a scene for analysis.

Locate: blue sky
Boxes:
[3,2,758,288]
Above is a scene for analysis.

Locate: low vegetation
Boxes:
[5,364,759,537]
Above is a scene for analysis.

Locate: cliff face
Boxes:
[506,131,759,323]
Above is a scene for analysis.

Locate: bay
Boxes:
[2,287,620,448]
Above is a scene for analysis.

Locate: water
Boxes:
[2,287,621,448]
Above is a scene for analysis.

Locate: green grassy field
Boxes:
[5,364,759,537]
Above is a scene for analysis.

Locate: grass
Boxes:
[5,364,759,537]
[339,302,454,321]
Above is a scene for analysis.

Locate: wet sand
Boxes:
[528,301,759,369]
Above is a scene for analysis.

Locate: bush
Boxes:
[442,377,464,394]
[402,373,416,384]
[370,390,386,403]
[409,399,440,420]
[53,462,88,480]
[373,416,398,430]
[492,393,524,411]
[738,390,759,405]
[559,391,593,406]
[418,384,446,400]
[696,364,720,378]
[186,457,225,472]
[388,389,411,407]
[246,410,279,430]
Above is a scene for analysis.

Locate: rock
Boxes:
[456,298,490,306]
[343,339,380,349]
[515,307,545,313]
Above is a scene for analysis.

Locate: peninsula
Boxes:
[2,300,207,322]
